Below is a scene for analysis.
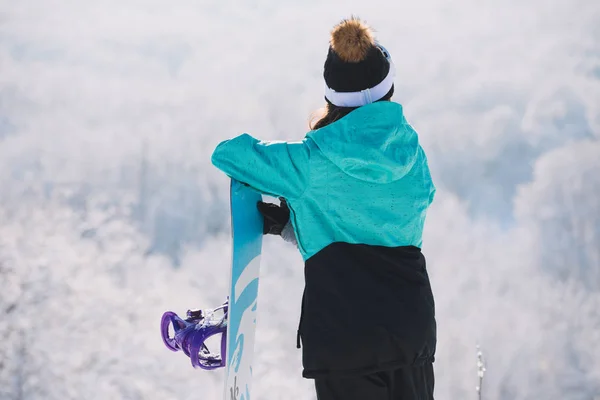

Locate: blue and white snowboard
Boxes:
[224,179,263,400]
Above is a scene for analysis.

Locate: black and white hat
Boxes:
[323,17,395,108]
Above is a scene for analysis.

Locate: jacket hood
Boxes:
[306,102,419,184]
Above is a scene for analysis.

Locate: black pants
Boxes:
[314,364,434,400]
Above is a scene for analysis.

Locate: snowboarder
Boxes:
[211,16,437,400]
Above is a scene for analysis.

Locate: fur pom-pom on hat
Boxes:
[330,17,376,63]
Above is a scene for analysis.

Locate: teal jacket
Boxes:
[211,101,436,261]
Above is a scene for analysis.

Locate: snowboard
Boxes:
[224,179,263,400]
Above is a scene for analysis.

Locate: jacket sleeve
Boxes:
[211,133,310,200]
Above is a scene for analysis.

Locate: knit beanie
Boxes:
[324,17,395,107]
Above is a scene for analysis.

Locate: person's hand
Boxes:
[256,198,290,235]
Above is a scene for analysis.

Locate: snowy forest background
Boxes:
[1,0,599,399]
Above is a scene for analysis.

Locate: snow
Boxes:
[1,0,599,399]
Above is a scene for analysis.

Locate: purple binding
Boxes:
[160,300,228,370]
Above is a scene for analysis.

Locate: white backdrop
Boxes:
[1,0,599,399]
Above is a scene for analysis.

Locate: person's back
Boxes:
[211,16,437,400]
[292,100,435,259]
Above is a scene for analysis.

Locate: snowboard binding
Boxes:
[160,300,228,370]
